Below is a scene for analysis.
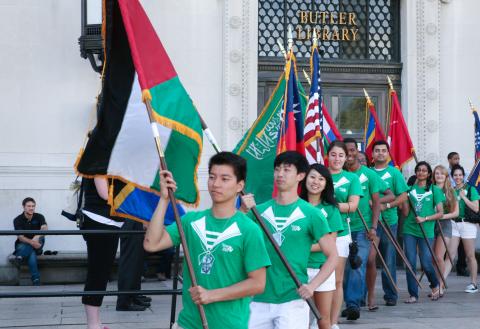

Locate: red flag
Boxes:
[364,99,386,163]
[387,89,414,168]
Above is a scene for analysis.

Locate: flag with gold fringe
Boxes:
[75,0,203,222]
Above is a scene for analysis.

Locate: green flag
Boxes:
[233,73,307,203]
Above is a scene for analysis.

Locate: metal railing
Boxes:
[0,229,182,328]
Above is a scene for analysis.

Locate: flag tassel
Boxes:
[144,99,210,329]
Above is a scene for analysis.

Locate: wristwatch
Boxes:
[386,203,391,209]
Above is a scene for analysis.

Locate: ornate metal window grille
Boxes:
[258,0,400,62]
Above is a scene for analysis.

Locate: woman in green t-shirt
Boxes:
[432,165,458,296]
[403,161,444,303]
[326,141,362,327]
[444,164,480,293]
[300,163,343,329]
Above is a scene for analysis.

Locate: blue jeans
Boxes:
[378,223,398,302]
[403,234,439,298]
[344,230,370,309]
[14,237,45,282]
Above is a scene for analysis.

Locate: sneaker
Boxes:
[13,256,23,267]
[465,283,478,293]
[340,308,347,317]
[32,279,41,286]
[331,325,340,329]
[345,307,360,320]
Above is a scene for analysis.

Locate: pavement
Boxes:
[0,271,479,329]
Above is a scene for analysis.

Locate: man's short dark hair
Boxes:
[208,152,247,182]
[274,151,309,174]
[447,152,459,160]
[372,140,390,151]
[343,137,357,146]
[22,197,36,206]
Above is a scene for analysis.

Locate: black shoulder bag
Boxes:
[463,185,480,224]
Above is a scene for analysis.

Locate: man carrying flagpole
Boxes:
[144,152,271,329]
[241,151,337,329]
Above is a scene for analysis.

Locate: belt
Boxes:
[454,217,465,223]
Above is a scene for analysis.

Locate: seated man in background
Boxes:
[13,197,48,285]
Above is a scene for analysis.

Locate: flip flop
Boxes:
[404,296,417,304]
[368,305,379,311]
[430,288,440,301]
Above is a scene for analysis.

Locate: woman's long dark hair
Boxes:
[300,164,337,206]
[414,161,433,191]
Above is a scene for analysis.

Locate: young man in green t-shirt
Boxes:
[144,152,271,329]
[367,140,408,307]
[241,151,337,329]
[343,138,381,320]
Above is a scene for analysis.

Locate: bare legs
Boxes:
[331,257,346,326]
[85,305,103,329]
[463,238,478,285]
[433,236,450,290]
[313,291,334,329]
[444,236,460,279]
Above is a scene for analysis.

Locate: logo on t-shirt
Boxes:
[261,206,306,246]
[191,217,242,275]
[320,208,328,218]
[334,176,350,193]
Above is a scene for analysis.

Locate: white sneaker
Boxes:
[465,283,478,293]
[331,325,340,329]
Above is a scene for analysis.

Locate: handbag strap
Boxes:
[77,178,84,210]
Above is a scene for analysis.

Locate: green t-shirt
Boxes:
[331,170,364,237]
[373,166,408,225]
[166,209,271,329]
[308,202,343,268]
[349,166,381,232]
[455,185,480,218]
[247,198,331,303]
[402,184,445,238]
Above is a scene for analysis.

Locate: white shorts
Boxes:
[452,220,478,239]
[249,299,309,329]
[307,268,336,292]
[336,234,352,258]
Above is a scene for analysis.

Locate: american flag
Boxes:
[304,46,324,164]
[473,110,480,161]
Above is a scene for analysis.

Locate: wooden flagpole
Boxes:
[406,196,448,289]
[356,209,399,293]
[143,99,209,329]
[377,218,422,288]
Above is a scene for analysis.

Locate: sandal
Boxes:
[430,287,440,301]
[368,305,379,311]
[404,296,417,304]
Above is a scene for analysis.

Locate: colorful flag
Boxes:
[321,104,343,154]
[473,109,480,161]
[467,160,480,193]
[304,46,323,164]
[364,98,386,163]
[75,0,203,222]
[387,88,414,168]
[234,58,307,204]
[277,55,306,156]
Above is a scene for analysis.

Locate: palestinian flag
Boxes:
[75,0,203,221]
